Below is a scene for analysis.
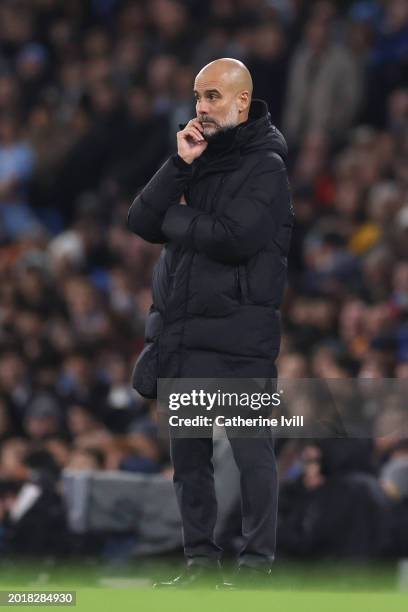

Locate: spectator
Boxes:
[0,112,40,240]
[278,440,389,559]
[67,447,105,471]
[283,14,362,145]
[23,392,63,441]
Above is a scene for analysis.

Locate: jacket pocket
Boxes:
[131,342,158,399]
[152,244,182,312]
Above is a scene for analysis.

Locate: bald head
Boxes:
[196,58,253,100]
[194,58,253,140]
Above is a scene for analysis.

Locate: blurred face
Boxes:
[253,24,284,59]
[91,85,117,114]
[64,355,91,385]
[65,279,97,315]
[67,405,96,435]
[194,69,249,140]
[0,439,28,476]
[0,353,24,389]
[15,310,43,337]
[339,300,365,341]
[393,262,408,292]
[18,268,44,299]
[151,0,187,36]
[388,0,408,30]
[108,357,128,384]
[128,88,150,120]
[0,75,19,106]
[277,354,308,378]
[334,181,361,219]
[0,117,18,144]
[25,415,59,439]
[148,55,176,92]
[306,19,329,52]
[67,449,99,471]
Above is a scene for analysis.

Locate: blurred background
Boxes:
[0,0,408,573]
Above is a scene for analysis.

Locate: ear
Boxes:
[238,91,250,113]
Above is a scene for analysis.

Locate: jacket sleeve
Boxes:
[161,153,292,263]
[127,155,192,243]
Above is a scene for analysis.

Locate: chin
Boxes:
[203,127,220,141]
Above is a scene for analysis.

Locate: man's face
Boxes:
[194,72,241,140]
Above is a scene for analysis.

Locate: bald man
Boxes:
[128,59,294,588]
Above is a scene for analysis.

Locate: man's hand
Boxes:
[177,119,207,164]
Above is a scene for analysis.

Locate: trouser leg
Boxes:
[227,429,278,568]
[170,436,222,564]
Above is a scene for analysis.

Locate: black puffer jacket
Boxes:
[128,99,294,396]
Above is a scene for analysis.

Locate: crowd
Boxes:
[0,0,408,559]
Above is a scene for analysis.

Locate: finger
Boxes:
[188,127,205,141]
[183,128,205,143]
[190,119,204,132]
[187,119,204,133]
[179,125,206,143]
[184,119,202,132]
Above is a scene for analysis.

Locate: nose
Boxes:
[196,99,209,116]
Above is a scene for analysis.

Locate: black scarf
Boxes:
[202,119,249,159]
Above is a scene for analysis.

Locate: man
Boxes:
[128,58,294,588]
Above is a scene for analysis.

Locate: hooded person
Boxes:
[128,58,294,588]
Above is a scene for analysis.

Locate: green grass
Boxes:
[0,558,407,611]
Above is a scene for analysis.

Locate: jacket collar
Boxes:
[191,98,272,180]
[235,98,270,147]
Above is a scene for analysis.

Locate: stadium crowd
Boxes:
[0,0,408,560]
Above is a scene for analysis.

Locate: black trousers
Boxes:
[170,427,278,568]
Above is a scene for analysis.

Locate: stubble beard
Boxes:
[201,103,241,142]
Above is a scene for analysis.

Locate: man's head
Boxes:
[194,58,253,140]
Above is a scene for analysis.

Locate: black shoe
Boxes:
[153,561,222,589]
[216,565,273,591]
